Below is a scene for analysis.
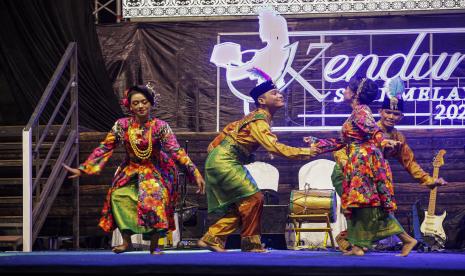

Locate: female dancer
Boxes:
[64,84,205,254]
[306,77,417,257]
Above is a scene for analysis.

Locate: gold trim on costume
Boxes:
[240,235,263,251]
[200,232,227,249]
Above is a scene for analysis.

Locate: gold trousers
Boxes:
[201,192,264,251]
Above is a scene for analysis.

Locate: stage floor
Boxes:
[1,249,465,275]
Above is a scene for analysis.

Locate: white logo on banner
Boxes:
[211,10,465,130]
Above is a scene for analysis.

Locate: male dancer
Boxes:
[198,74,320,252]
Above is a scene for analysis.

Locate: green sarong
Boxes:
[205,136,259,213]
[347,207,404,248]
[111,179,160,240]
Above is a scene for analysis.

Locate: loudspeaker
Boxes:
[261,189,280,205]
[179,209,209,239]
[262,204,288,234]
[444,209,465,249]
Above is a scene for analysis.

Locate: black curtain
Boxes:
[0,0,123,131]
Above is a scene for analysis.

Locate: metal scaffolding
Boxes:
[94,0,122,23]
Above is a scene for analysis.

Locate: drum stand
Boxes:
[288,213,336,249]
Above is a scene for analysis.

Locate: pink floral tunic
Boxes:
[79,117,200,232]
[311,104,397,217]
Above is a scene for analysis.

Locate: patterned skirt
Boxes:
[331,153,403,248]
[341,143,397,215]
[111,178,167,238]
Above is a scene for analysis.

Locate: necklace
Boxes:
[128,121,153,159]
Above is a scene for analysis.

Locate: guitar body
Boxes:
[421,210,447,242]
[419,149,447,247]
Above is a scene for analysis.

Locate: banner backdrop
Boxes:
[97,13,465,132]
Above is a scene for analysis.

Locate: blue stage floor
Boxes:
[1,249,465,275]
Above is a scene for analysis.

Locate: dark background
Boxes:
[0,0,122,131]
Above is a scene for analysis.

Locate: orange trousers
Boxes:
[201,192,264,251]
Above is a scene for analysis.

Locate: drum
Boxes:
[289,189,337,223]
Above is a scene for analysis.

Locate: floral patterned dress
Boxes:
[311,104,397,217]
[79,117,200,234]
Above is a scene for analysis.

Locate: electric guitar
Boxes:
[420,149,447,247]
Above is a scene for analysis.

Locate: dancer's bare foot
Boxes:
[343,245,365,256]
[336,232,351,253]
[396,232,417,257]
[396,239,417,257]
[150,248,164,255]
[198,239,227,252]
[112,231,132,254]
[150,232,163,255]
[112,243,131,254]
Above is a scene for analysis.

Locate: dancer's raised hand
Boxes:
[309,144,322,157]
[384,139,402,149]
[424,177,447,189]
[62,163,81,179]
[303,136,314,145]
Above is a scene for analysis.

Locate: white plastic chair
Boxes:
[244,161,280,206]
[244,161,279,192]
[292,159,347,248]
[245,161,290,243]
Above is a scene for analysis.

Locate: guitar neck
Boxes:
[427,166,440,215]
[427,187,437,215]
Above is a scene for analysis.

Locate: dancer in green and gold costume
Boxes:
[198,74,321,252]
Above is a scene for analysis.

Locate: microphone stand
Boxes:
[176,140,199,249]
[177,140,188,247]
